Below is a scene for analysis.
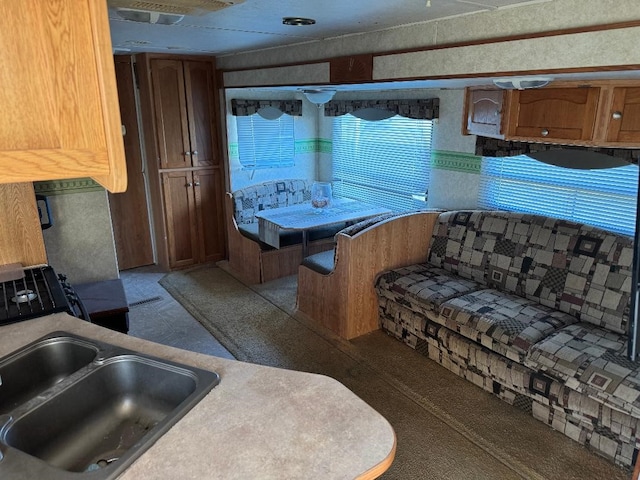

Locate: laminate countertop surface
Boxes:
[0,314,396,479]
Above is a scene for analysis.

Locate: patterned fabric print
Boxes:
[427,210,633,334]
[526,323,640,418]
[378,302,639,468]
[375,264,484,320]
[437,289,577,363]
[338,212,398,237]
[232,179,311,225]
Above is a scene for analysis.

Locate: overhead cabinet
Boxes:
[0,0,126,192]
[151,59,220,170]
[506,87,600,143]
[463,81,640,148]
[138,54,226,270]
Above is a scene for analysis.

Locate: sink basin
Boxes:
[0,337,97,414]
[0,332,220,480]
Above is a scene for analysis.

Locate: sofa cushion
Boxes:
[376,264,484,319]
[301,249,335,275]
[437,289,577,363]
[526,323,640,417]
[427,210,633,335]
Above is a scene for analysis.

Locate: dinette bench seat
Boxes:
[225,179,338,284]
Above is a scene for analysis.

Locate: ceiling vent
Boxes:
[108,0,244,16]
[115,8,185,25]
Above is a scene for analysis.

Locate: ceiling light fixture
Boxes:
[282,17,316,26]
[492,77,553,90]
[302,89,336,106]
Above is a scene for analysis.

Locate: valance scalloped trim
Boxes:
[476,136,640,164]
[324,98,439,119]
[231,99,302,116]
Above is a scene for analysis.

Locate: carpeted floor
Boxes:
[159,265,629,480]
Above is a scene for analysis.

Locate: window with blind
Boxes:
[236,114,295,169]
[478,154,639,236]
[332,114,433,212]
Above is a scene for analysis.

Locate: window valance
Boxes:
[475,136,640,165]
[231,99,302,117]
[324,98,439,120]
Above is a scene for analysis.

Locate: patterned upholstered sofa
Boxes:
[375,210,638,468]
[225,179,338,284]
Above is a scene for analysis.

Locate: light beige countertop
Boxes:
[0,314,396,479]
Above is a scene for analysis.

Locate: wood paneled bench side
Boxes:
[296,211,441,339]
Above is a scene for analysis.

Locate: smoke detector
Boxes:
[108,0,244,16]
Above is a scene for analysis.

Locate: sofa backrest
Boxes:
[428,210,634,334]
[232,179,311,225]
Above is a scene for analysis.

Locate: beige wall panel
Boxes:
[374,27,640,80]
[217,0,640,72]
[223,63,329,87]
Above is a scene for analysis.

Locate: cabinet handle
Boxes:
[541,129,549,137]
[192,150,199,155]
[185,182,193,187]
[194,182,201,186]
[612,111,623,120]
[184,151,192,156]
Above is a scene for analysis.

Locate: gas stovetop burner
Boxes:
[11,289,38,304]
[0,266,75,325]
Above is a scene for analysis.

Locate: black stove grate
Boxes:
[0,266,71,325]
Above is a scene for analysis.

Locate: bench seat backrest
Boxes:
[427,210,634,334]
[232,179,311,225]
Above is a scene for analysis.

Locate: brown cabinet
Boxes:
[137,54,226,270]
[464,81,640,148]
[605,86,640,144]
[463,88,505,138]
[506,87,600,143]
[0,0,126,192]
[151,59,220,169]
[162,170,226,269]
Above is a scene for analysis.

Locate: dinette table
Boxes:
[255,198,391,257]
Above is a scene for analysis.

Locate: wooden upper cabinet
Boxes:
[184,62,219,168]
[0,0,126,192]
[463,88,505,138]
[151,59,192,169]
[151,59,218,169]
[506,87,600,143]
[604,86,640,144]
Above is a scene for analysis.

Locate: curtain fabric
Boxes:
[475,136,640,164]
[324,98,439,119]
[231,99,302,116]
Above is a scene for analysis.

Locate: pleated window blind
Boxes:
[478,154,639,235]
[236,114,295,169]
[332,115,433,212]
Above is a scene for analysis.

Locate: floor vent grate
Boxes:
[129,296,163,308]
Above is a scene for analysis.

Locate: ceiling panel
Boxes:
[108,0,551,55]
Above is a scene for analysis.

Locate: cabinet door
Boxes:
[507,87,600,142]
[151,59,192,169]
[162,171,199,268]
[606,87,640,143]
[193,169,226,263]
[0,0,126,192]
[184,61,219,168]
[464,89,504,138]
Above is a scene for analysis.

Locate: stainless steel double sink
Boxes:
[0,332,220,479]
